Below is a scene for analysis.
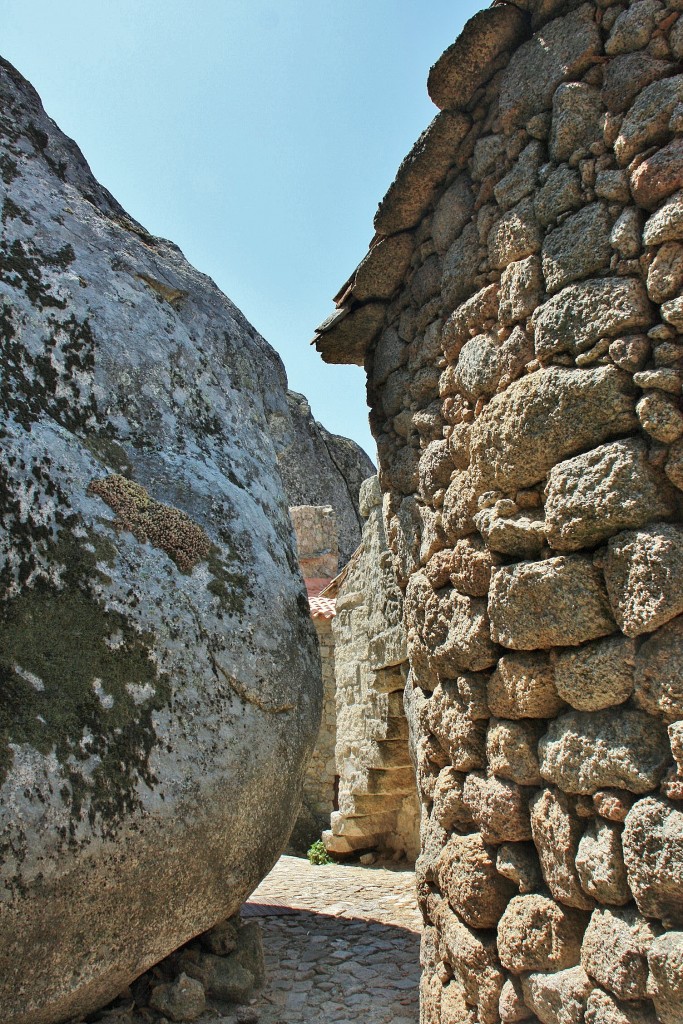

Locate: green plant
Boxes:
[307,839,332,865]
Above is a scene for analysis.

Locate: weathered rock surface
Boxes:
[647,932,683,1024]
[469,366,638,493]
[530,787,594,910]
[539,710,671,795]
[604,524,683,636]
[633,615,683,721]
[575,820,631,906]
[0,58,321,1024]
[522,966,594,1024]
[436,833,515,929]
[488,651,564,719]
[489,555,616,650]
[272,390,375,568]
[544,439,675,552]
[531,279,652,359]
[585,990,658,1024]
[623,797,683,926]
[497,894,587,973]
[552,635,636,712]
[498,5,601,129]
[581,906,662,1001]
[312,2,683,1021]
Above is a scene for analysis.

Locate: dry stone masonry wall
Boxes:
[314,1,683,1021]
[324,476,420,861]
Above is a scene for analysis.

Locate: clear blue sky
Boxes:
[4,1,483,460]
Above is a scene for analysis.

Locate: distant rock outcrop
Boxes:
[0,57,321,1024]
[270,390,375,568]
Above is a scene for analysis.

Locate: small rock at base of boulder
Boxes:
[149,973,206,1022]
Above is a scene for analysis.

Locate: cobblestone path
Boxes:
[202,855,421,1024]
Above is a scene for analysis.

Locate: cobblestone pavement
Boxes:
[203,854,422,1024]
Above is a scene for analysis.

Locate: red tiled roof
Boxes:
[305,578,337,620]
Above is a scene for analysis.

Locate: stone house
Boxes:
[313,1,683,1021]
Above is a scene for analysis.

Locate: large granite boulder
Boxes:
[269,389,375,568]
[0,58,321,1024]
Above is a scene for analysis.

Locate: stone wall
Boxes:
[290,503,340,578]
[324,476,420,861]
[314,2,683,1021]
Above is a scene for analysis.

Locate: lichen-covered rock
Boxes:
[552,635,636,712]
[436,833,516,929]
[623,797,683,926]
[538,709,671,795]
[544,439,675,553]
[489,555,616,650]
[530,787,594,910]
[581,907,662,1001]
[531,279,652,359]
[604,524,683,636]
[469,366,638,493]
[575,820,631,906]
[633,615,683,722]
[0,58,321,1024]
[497,894,587,973]
[522,966,594,1024]
[647,932,683,1024]
[488,651,564,719]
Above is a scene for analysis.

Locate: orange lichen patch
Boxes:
[89,473,210,572]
